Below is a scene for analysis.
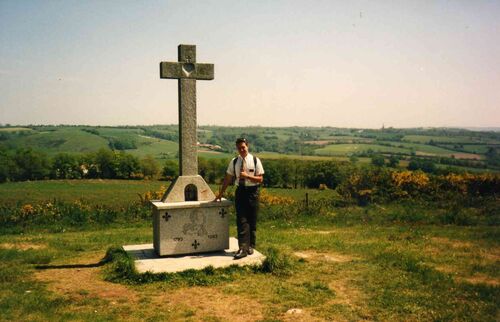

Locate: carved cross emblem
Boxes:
[192,240,200,250]
[162,212,171,222]
[219,208,227,218]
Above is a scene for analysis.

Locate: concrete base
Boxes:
[123,237,266,273]
[151,199,231,256]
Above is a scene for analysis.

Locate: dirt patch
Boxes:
[328,278,363,308]
[431,237,473,250]
[36,266,138,303]
[35,255,265,320]
[294,250,355,263]
[303,140,331,145]
[0,242,46,250]
[315,230,336,235]
[153,286,265,321]
[463,274,500,286]
[450,153,482,160]
[415,152,436,157]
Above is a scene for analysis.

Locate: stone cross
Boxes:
[160,44,214,176]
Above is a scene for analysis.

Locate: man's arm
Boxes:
[215,173,234,201]
[240,172,263,184]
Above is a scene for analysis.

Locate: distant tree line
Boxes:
[0,148,166,182]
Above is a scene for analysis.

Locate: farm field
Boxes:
[315,143,410,156]
[0,127,34,133]
[402,135,494,144]
[440,144,495,154]
[0,180,166,206]
[5,128,110,155]
[257,151,358,162]
[0,180,498,321]
[1,125,499,173]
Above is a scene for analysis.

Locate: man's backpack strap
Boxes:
[233,157,238,185]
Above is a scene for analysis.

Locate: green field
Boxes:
[378,141,482,158]
[402,135,487,144]
[0,127,34,133]
[7,128,110,154]
[315,143,409,156]
[0,180,166,206]
[1,125,499,171]
[440,144,495,154]
[0,180,498,321]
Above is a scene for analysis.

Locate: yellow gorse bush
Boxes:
[392,171,430,188]
[259,189,295,206]
[21,204,34,215]
[138,186,168,204]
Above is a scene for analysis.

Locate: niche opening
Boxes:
[184,184,198,201]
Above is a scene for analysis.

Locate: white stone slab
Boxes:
[152,199,231,256]
[123,237,265,273]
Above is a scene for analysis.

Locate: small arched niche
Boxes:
[184,184,198,201]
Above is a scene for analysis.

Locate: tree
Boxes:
[13,148,50,181]
[94,148,117,178]
[116,152,140,179]
[162,160,179,180]
[0,148,14,182]
[140,155,160,179]
[388,155,399,168]
[303,161,342,189]
[51,153,81,179]
[371,154,385,167]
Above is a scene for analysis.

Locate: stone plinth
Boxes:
[123,237,266,273]
[152,199,231,256]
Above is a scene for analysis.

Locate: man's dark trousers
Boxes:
[235,185,259,250]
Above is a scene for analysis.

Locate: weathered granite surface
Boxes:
[152,199,231,256]
[159,44,214,176]
[161,175,216,203]
[153,44,230,257]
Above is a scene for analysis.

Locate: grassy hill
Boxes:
[1,125,499,171]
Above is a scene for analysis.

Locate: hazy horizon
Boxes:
[1,1,499,128]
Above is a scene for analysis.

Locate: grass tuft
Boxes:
[259,247,296,276]
[102,246,296,286]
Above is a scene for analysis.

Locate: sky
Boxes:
[0,0,499,128]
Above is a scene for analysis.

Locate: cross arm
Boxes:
[160,62,214,80]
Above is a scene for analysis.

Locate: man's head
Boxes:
[235,138,249,157]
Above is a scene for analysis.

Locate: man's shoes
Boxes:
[248,247,254,255]
[234,248,248,260]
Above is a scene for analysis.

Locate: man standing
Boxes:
[215,138,264,259]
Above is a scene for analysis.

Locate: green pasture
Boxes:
[315,143,409,156]
[402,135,487,144]
[0,179,498,321]
[0,180,338,207]
[378,141,476,157]
[258,151,373,164]
[8,127,109,154]
[0,127,34,133]
[258,151,336,161]
[198,150,233,159]
[0,180,166,206]
[92,127,144,136]
[440,144,495,154]
[124,136,178,159]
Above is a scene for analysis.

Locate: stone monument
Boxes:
[151,44,232,256]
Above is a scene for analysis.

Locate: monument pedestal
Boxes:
[152,199,231,256]
[123,237,266,273]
